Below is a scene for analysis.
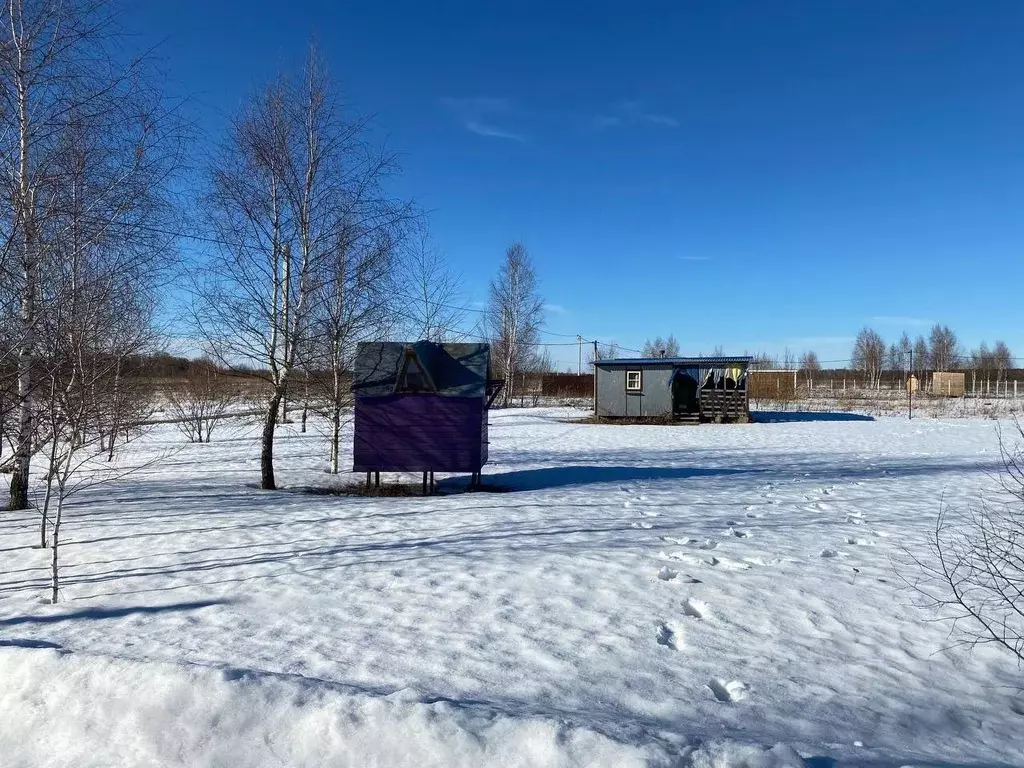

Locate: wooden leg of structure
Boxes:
[429,471,435,493]
[366,471,371,487]
[374,471,380,489]
[422,471,428,496]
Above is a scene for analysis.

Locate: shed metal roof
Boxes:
[353,341,490,397]
[595,356,754,366]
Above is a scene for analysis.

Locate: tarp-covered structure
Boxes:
[352,341,499,475]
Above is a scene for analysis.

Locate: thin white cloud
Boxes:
[592,115,624,129]
[594,100,679,131]
[677,255,710,262]
[441,97,526,141]
[641,113,679,127]
[870,316,933,327]
[544,303,570,315]
[465,121,526,142]
[440,96,514,112]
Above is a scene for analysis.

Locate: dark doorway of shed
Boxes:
[671,371,699,418]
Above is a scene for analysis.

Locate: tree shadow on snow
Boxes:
[467,465,753,492]
[753,411,875,423]
[0,599,230,627]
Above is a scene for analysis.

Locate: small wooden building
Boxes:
[931,371,965,397]
[594,356,752,423]
[352,341,502,482]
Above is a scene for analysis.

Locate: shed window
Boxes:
[625,370,643,392]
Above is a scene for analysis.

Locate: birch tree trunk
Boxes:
[261,390,284,490]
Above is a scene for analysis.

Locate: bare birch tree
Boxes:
[404,224,465,342]
[0,0,182,508]
[308,225,403,474]
[851,328,885,388]
[196,48,411,486]
[487,242,544,406]
[799,350,820,388]
[928,324,960,371]
[642,335,681,358]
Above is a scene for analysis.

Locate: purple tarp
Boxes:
[353,395,486,473]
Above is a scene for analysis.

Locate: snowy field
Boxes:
[2,408,1023,767]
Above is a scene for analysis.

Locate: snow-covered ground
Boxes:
[2,408,1022,767]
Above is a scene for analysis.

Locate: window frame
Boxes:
[625,369,643,392]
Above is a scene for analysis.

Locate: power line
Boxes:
[57,216,1024,364]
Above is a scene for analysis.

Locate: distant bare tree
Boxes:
[586,341,620,365]
[781,347,796,371]
[799,350,821,387]
[993,341,1013,386]
[851,328,886,387]
[970,342,994,393]
[166,363,239,443]
[929,324,960,371]
[907,421,1024,665]
[642,335,681,358]
[887,332,913,374]
[750,352,778,370]
[913,335,929,380]
[404,224,465,342]
[487,242,544,406]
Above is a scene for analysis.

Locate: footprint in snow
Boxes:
[656,622,681,650]
[707,556,751,571]
[660,551,706,567]
[695,539,719,550]
[845,537,874,546]
[708,679,749,702]
[728,527,751,538]
[630,522,653,530]
[871,530,892,538]
[745,556,784,567]
[820,548,841,558]
[682,597,708,619]
[661,535,697,546]
[744,510,763,519]
[845,514,865,525]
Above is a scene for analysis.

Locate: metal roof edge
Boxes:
[595,356,755,366]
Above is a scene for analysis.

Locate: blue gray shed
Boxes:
[594,356,753,423]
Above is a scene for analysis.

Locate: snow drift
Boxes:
[0,647,805,768]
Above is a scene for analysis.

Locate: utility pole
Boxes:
[593,340,599,415]
[577,335,582,375]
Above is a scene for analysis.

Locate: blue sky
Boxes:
[130,1,1024,369]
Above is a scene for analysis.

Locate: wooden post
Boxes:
[374,471,380,489]
[366,471,371,487]
[909,348,913,420]
[1015,381,1018,400]
[429,471,435,493]
[593,341,598,415]
[422,472,428,496]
